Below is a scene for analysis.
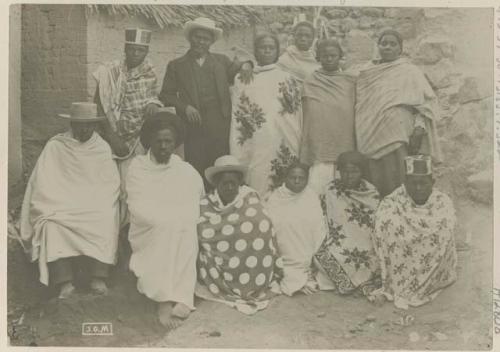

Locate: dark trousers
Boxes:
[184,103,230,190]
[48,256,110,286]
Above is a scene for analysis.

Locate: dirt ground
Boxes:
[7,199,493,350]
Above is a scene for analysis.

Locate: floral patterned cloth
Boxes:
[196,186,281,315]
[370,185,457,309]
[314,179,381,294]
[230,64,303,196]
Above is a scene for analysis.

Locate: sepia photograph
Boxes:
[5,1,496,350]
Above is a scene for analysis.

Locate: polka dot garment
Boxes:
[197,186,279,304]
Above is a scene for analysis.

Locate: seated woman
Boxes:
[370,155,457,309]
[126,112,204,329]
[230,33,302,196]
[266,162,326,296]
[196,155,281,315]
[300,38,356,194]
[314,151,381,296]
[355,29,442,197]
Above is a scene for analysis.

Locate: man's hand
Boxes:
[238,62,254,85]
[408,126,426,155]
[144,103,160,117]
[185,105,202,125]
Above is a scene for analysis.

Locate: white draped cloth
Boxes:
[277,45,320,83]
[20,132,121,285]
[126,153,204,309]
[266,185,326,295]
[230,64,303,196]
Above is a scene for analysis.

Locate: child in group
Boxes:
[266,162,326,296]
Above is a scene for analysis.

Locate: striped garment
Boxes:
[93,59,163,155]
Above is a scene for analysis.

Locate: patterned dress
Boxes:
[196,186,282,314]
[230,64,302,196]
[314,179,381,295]
[371,185,457,309]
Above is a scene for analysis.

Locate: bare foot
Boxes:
[172,302,191,319]
[58,282,75,299]
[158,302,182,330]
[90,278,108,295]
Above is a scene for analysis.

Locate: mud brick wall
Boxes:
[20,4,89,177]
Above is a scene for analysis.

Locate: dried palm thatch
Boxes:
[85,4,262,29]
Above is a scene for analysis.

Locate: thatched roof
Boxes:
[86,4,263,29]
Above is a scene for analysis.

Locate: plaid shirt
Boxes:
[94,59,162,154]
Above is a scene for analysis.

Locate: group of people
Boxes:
[20,16,458,330]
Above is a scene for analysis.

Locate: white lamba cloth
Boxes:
[20,132,121,285]
[266,185,326,295]
[126,153,204,309]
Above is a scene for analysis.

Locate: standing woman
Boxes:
[300,38,356,194]
[230,33,302,196]
[355,29,442,197]
[278,21,320,83]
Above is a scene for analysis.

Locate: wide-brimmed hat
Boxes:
[205,155,247,186]
[184,17,223,42]
[404,155,432,176]
[57,102,106,121]
[125,28,152,46]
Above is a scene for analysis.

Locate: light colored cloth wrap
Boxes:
[371,185,457,309]
[266,185,326,296]
[126,153,204,308]
[355,58,442,161]
[230,64,303,196]
[20,132,120,285]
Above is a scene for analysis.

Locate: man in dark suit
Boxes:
[159,17,251,188]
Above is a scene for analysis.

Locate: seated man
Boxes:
[125,112,204,329]
[370,155,457,309]
[20,102,121,299]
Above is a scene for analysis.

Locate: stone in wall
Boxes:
[324,8,348,19]
[458,76,490,104]
[414,35,455,64]
[343,29,374,64]
[360,7,385,18]
[421,58,460,89]
[467,170,493,205]
[384,8,424,19]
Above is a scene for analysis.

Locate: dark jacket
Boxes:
[159,51,241,120]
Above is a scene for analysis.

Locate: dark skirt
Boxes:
[365,145,408,198]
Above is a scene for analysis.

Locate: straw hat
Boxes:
[57,102,106,121]
[184,17,223,41]
[205,155,247,186]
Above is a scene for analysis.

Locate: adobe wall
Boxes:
[20,4,89,176]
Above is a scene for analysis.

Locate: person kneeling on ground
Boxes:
[20,102,121,299]
[266,162,326,296]
[125,112,204,329]
[196,155,282,315]
[314,151,381,296]
[370,155,457,309]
